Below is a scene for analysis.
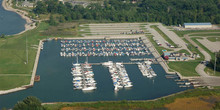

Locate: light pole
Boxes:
[214,51,216,75]
[214,37,218,75]
[26,35,28,64]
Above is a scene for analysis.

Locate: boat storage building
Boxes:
[184,23,212,29]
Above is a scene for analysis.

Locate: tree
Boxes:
[32,0,220,25]
[59,16,65,23]
[1,34,5,38]
[33,1,47,14]
[48,15,57,26]
[13,96,45,110]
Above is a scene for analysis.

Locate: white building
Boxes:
[21,0,34,7]
[184,23,212,29]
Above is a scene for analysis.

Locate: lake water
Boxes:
[0,40,192,108]
[0,0,26,35]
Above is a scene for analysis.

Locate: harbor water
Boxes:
[0,0,26,35]
[0,40,192,108]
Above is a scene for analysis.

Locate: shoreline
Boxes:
[0,40,42,95]
[1,0,36,35]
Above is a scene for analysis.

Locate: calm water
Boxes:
[0,40,192,108]
[0,0,26,35]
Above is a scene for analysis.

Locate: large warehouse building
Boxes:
[184,23,212,29]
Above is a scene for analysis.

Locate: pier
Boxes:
[78,62,156,65]
[130,58,158,64]
[34,75,40,82]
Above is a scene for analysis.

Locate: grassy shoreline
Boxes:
[43,88,220,110]
[0,22,84,90]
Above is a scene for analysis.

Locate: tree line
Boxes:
[33,0,220,25]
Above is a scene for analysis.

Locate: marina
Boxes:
[60,39,151,57]
[0,39,193,108]
[71,57,97,91]
[103,61,133,91]
[138,61,157,78]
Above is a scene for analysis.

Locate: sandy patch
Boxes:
[165,96,220,110]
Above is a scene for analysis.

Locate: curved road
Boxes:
[184,33,220,86]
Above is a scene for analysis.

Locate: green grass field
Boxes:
[190,33,220,37]
[0,23,49,90]
[150,25,177,47]
[0,76,31,90]
[176,49,190,55]
[0,22,83,90]
[43,88,220,110]
[172,30,220,37]
[207,37,220,42]
[168,61,200,76]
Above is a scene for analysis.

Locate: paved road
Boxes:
[184,34,211,61]
[157,23,192,54]
[145,24,170,49]
[197,37,220,53]
[184,33,220,86]
[141,37,171,73]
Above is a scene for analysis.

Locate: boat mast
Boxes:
[86,56,88,63]
[76,55,78,64]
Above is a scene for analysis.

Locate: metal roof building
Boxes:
[184,23,212,29]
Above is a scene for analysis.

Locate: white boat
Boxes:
[82,86,97,91]
[124,84,133,88]
[146,74,153,78]
[72,74,83,77]
[150,71,157,76]
[73,77,82,80]
[114,85,119,91]
[74,86,83,89]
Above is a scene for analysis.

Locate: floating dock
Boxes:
[34,75,40,82]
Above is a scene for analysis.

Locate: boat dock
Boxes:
[34,75,40,82]
[71,61,97,91]
[103,61,133,91]
[77,62,157,66]
[130,58,158,64]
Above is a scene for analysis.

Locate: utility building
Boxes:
[184,23,212,29]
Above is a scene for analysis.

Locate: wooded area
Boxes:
[33,0,220,25]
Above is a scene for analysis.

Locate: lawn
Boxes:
[0,23,49,90]
[207,37,220,42]
[176,49,190,55]
[0,76,31,90]
[190,33,220,37]
[172,30,220,37]
[0,22,49,75]
[150,25,177,47]
[168,61,200,76]
[0,22,83,90]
